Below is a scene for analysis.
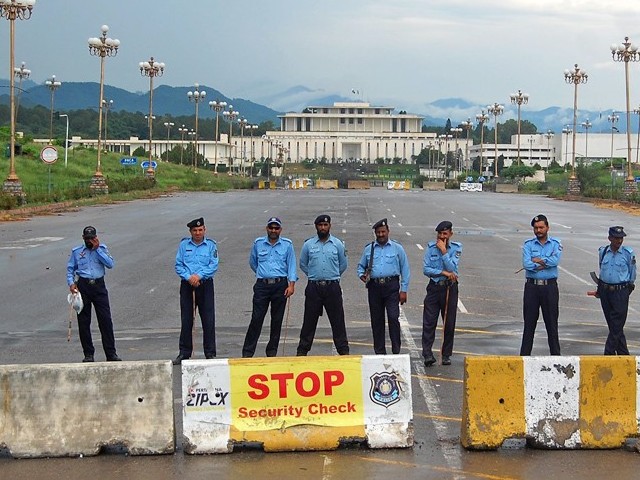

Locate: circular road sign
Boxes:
[40,146,58,164]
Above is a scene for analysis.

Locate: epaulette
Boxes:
[450,240,462,247]
[622,245,634,255]
[427,240,437,247]
[71,245,84,252]
[280,237,293,245]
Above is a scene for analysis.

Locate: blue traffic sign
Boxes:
[635,176,640,183]
[141,161,158,169]
[120,157,137,165]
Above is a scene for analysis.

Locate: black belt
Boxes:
[309,280,339,286]
[600,282,629,291]
[430,279,457,286]
[78,276,103,285]
[370,275,399,285]
[258,277,286,285]
[526,278,557,286]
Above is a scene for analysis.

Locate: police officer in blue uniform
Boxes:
[66,226,121,362]
[520,214,563,356]
[296,214,349,356]
[242,217,297,358]
[590,226,636,355]
[422,221,462,366]
[174,217,219,364]
[357,218,410,354]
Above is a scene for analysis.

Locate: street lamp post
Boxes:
[581,119,592,161]
[487,103,504,179]
[608,112,619,169]
[208,100,227,174]
[58,113,69,168]
[248,124,258,177]
[188,129,196,167]
[45,75,61,144]
[460,118,473,175]
[544,130,554,171]
[564,64,588,194]
[163,121,174,160]
[634,106,640,165]
[509,90,529,165]
[450,127,462,174]
[1,0,35,197]
[88,24,120,194]
[475,110,489,176]
[102,99,113,152]
[262,135,272,182]
[238,118,248,176]
[178,125,187,165]
[223,106,239,173]
[14,60,30,122]
[187,84,206,172]
[140,57,164,179]
[611,36,639,193]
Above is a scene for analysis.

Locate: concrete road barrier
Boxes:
[0,361,174,458]
[422,182,445,191]
[495,184,518,193]
[461,356,639,449]
[387,180,410,190]
[182,355,413,453]
[347,180,370,189]
[316,179,338,189]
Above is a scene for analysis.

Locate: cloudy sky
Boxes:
[5,0,640,117]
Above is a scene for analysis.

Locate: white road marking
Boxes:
[458,299,468,314]
[322,455,333,480]
[398,223,403,227]
[0,236,65,250]
[406,231,412,236]
[573,245,595,256]
[496,235,511,241]
[342,229,347,234]
[392,214,397,218]
[416,244,424,250]
[553,222,572,229]
[558,266,591,285]
[463,217,469,222]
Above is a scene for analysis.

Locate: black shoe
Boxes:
[205,354,216,359]
[424,354,436,367]
[106,355,122,361]
[82,355,94,363]
[173,354,190,365]
[296,351,307,356]
[441,356,451,366]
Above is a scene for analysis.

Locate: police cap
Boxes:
[267,217,282,227]
[372,218,388,230]
[435,220,453,232]
[187,217,205,229]
[609,225,626,238]
[315,214,331,225]
[82,226,97,239]
[531,214,548,226]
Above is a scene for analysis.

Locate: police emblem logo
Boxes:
[369,372,402,408]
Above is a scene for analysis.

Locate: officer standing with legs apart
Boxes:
[242,217,297,358]
[296,214,350,356]
[174,217,218,364]
[422,221,462,366]
[357,218,410,354]
[66,226,121,362]
[520,214,563,356]
[587,226,635,355]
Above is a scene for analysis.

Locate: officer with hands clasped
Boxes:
[66,225,121,362]
[242,217,297,358]
[296,214,350,356]
[357,218,410,354]
[174,217,219,364]
[422,221,462,366]
[520,214,562,356]
[587,226,636,355]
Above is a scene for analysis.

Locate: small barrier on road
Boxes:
[461,356,639,450]
[422,181,445,191]
[495,183,518,193]
[316,179,338,189]
[0,361,174,458]
[347,180,370,189]
[257,180,276,190]
[181,355,413,453]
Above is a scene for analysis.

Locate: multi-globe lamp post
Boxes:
[140,57,165,178]
[247,124,258,177]
[487,103,504,179]
[608,111,619,170]
[88,24,120,194]
[563,64,588,194]
[509,90,529,165]
[581,119,592,161]
[102,99,113,152]
[164,121,174,159]
[14,60,30,121]
[1,0,36,196]
[475,110,489,177]
[45,75,61,144]
[178,125,187,165]
[450,127,462,174]
[187,84,206,172]
[460,118,473,175]
[238,118,248,176]
[223,106,239,173]
[611,36,639,193]
[544,130,554,171]
[208,100,227,174]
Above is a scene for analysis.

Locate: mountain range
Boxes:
[0,80,634,134]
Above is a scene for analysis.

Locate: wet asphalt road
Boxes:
[0,189,639,479]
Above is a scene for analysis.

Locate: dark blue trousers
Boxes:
[520,281,560,355]
[422,281,458,358]
[367,279,401,354]
[242,279,288,357]
[179,278,216,357]
[600,288,630,355]
[77,276,117,358]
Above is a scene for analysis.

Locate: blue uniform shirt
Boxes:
[423,240,462,282]
[599,245,636,284]
[66,244,114,286]
[300,234,347,281]
[175,237,219,281]
[250,236,298,282]
[522,236,562,280]
[357,240,410,292]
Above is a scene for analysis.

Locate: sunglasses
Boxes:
[268,225,281,230]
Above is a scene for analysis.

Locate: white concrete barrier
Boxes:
[182,355,413,453]
[0,361,174,458]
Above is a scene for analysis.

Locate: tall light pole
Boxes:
[14,60,30,122]
[88,24,120,194]
[634,106,640,165]
[208,100,227,174]
[475,110,489,176]
[188,129,196,167]
[262,134,272,182]
[102,99,113,152]
[223,106,239,173]
[544,130,554,171]
[187,84,206,172]
[509,90,529,165]
[59,113,69,168]
[608,112,619,169]
[238,118,248,176]
[1,0,35,196]
[140,57,164,178]
[487,103,504,179]
[450,127,462,174]
[561,126,572,172]
[611,36,639,192]
[248,124,258,177]
[163,121,174,160]
[45,75,61,144]
[581,119,592,161]
[563,64,588,194]
[178,124,187,165]
[460,118,473,175]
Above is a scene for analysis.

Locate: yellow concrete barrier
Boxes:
[0,361,174,458]
[387,180,410,190]
[347,180,370,189]
[316,179,338,189]
[181,355,413,453]
[461,356,639,449]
